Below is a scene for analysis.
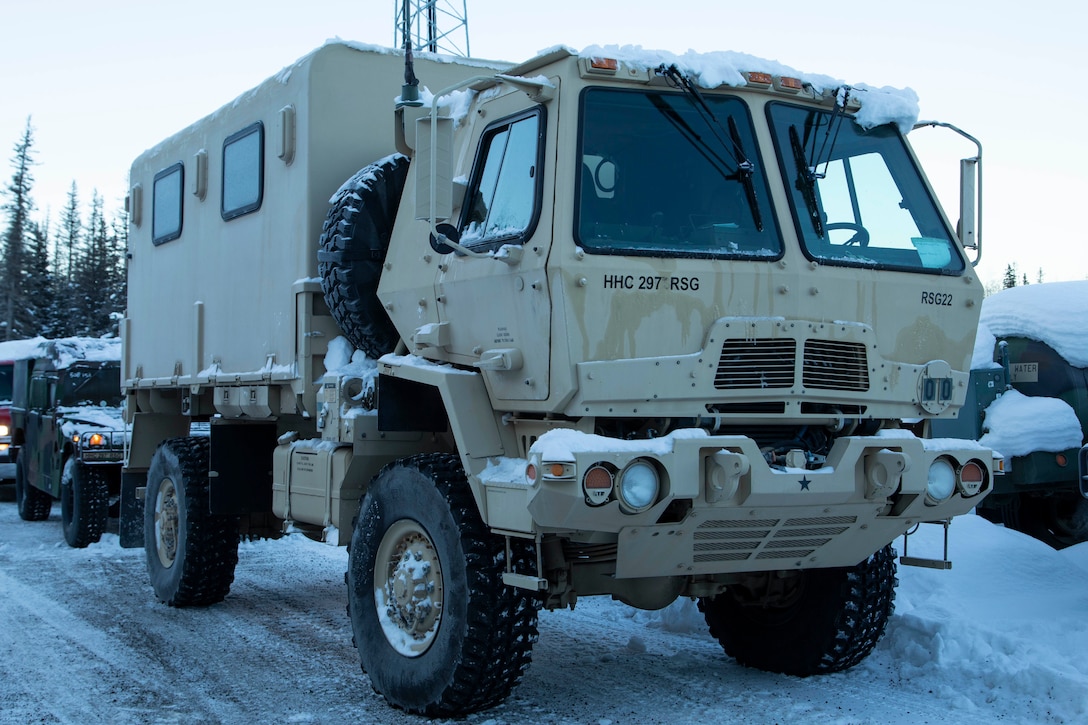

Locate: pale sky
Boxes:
[3,0,1085,288]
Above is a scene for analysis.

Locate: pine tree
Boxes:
[1037,268,1045,284]
[53,183,83,337]
[1002,263,1018,289]
[24,218,59,336]
[1,118,37,340]
[1022,273,1029,286]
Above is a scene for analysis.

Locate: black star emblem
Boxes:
[798,476,811,491]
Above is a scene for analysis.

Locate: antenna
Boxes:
[394,0,470,57]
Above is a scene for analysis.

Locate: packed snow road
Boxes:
[1,488,1086,725]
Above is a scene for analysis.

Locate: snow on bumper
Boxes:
[503,430,994,576]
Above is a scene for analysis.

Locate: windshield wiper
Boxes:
[655,64,763,232]
[789,124,824,237]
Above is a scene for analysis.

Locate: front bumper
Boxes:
[496,430,994,576]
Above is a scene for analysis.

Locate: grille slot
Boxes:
[803,339,869,391]
[715,339,796,390]
[692,516,858,564]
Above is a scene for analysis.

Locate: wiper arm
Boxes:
[789,124,824,237]
[655,64,763,232]
[727,115,763,232]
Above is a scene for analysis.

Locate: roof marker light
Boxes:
[746,71,773,87]
[589,58,619,72]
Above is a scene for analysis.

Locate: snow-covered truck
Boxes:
[9,337,126,547]
[121,40,997,716]
[931,281,1088,547]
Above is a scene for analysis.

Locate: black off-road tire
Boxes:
[15,455,52,521]
[1013,493,1088,549]
[700,544,897,676]
[318,154,410,359]
[144,437,240,607]
[347,453,539,717]
[60,458,109,548]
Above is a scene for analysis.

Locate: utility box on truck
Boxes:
[932,281,1088,547]
[123,40,997,717]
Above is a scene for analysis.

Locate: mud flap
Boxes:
[119,469,146,548]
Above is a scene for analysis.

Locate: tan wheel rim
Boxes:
[154,477,179,568]
[373,519,444,657]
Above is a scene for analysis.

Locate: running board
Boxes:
[899,519,953,570]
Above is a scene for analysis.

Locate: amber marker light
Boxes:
[746,71,772,87]
[777,76,804,92]
[589,58,619,71]
[88,433,106,447]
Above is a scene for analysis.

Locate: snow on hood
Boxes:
[972,281,1088,370]
[579,44,920,133]
[978,389,1083,458]
[57,406,127,439]
[0,336,120,367]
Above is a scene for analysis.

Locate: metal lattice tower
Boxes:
[394,0,470,57]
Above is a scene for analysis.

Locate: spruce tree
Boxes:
[1002,264,1018,289]
[1,118,37,340]
[25,218,59,336]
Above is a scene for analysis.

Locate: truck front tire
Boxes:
[144,437,240,607]
[318,154,409,359]
[15,455,52,521]
[60,458,109,548]
[347,453,539,717]
[700,544,897,676]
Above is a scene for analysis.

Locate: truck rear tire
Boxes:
[699,544,897,676]
[318,154,409,359]
[61,458,109,548]
[15,455,52,521]
[143,437,240,607]
[1015,493,1088,549]
[347,453,539,717]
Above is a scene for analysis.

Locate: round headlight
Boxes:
[927,457,956,503]
[617,460,660,513]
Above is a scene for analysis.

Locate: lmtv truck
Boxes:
[122,41,995,716]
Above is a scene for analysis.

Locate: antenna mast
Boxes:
[394,0,470,57]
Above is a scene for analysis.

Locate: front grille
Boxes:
[692,515,856,563]
[714,339,796,390]
[803,340,869,391]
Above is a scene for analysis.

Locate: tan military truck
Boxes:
[122,40,996,716]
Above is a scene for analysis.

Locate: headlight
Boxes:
[617,459,660,514]
[0,424,8,437]
[87,433,107,447]
[926,457,957,504]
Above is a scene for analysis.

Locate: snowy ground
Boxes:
[1,488,1086,725]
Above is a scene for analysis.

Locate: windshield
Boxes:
[767,102,964,274]
[0,363,11,402]
[576,88,782,259]
[59,364,122,407]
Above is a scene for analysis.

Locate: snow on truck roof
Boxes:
[575,44,920,132]
[0,336,121,368]
[136,38,921,166]
[971,280,1088,369]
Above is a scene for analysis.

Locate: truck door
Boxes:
[434,83,558,402]
[24,375,55,492]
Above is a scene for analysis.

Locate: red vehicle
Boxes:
[0,359,14,483]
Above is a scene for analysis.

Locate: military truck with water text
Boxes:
[121,40,996,716]
[10,337,126,547]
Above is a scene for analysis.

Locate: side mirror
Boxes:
[429,223,460,254]
[959,156,978,250]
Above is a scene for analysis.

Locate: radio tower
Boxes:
[395,0,470,57]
